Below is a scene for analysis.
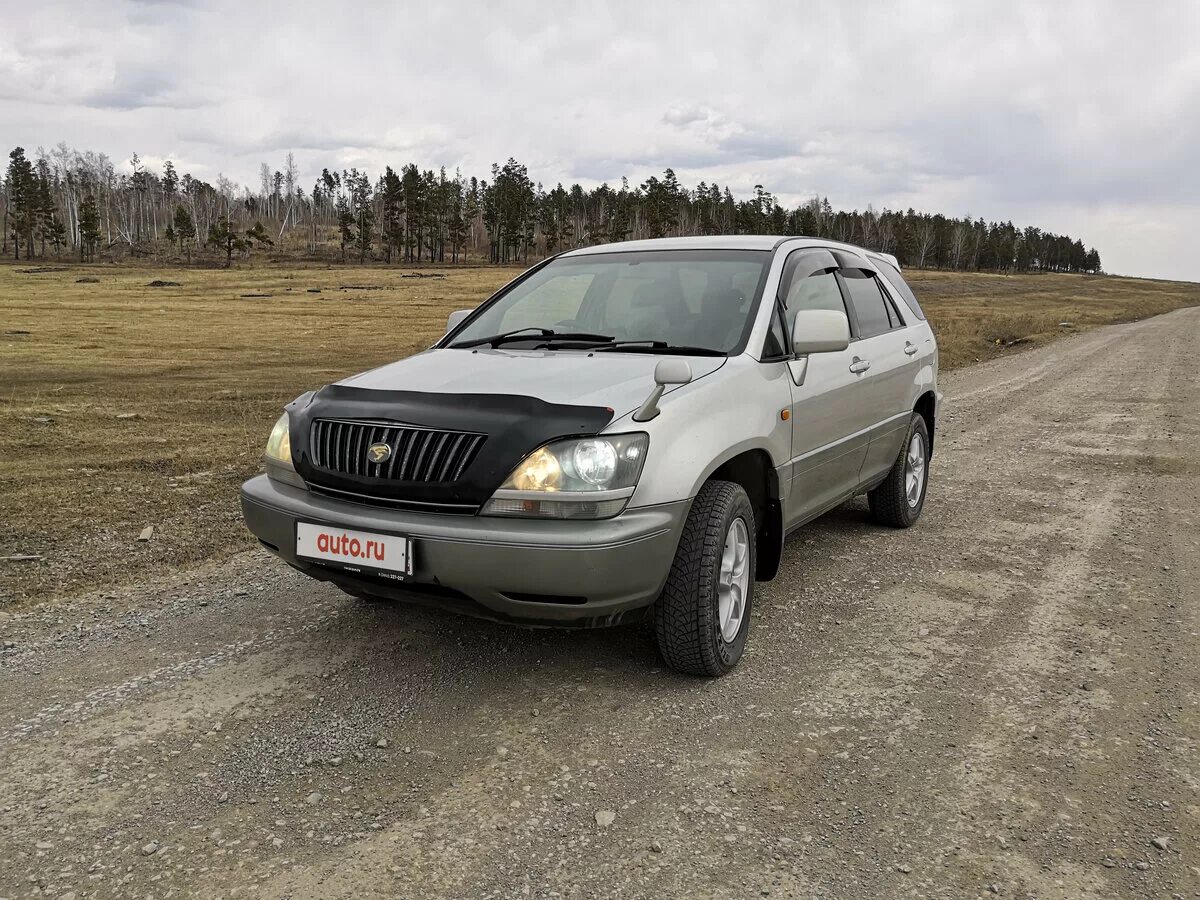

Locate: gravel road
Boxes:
[2,308,1197,899]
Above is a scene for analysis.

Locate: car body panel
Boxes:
[241,474,688,626]
[344,347,727,420]
[610,354,793,509]
[780,347,872,526]
[850,329,923,481]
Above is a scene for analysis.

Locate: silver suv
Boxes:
[241,236,939,676]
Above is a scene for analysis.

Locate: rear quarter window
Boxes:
[873,260,926,321]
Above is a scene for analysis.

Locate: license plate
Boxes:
[296,522,412,578]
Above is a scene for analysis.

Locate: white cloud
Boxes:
[1,0,1197,278]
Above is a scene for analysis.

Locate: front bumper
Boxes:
[240,475,690,628]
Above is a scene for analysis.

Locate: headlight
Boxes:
[264,413,292,464]
[572,439,617,486]
[501,433,647,493]
[482,433,648,519]
[261,410,307,490]
[509,446,561,491]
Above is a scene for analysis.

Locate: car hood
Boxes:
[340,348,727,420]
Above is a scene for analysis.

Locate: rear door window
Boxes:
[840,271,894,339]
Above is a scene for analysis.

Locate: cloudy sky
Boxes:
[3,0,1198,280]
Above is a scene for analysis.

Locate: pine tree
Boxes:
[33,157,57,257]
[448,181,468,263]
[400,165,425,263]
[207,217,248,267]
[172,204,196,261]
[5,147,35,259]
[48,217,66,256]
[245,221,274,257]
[380,166,404,263]
[335,194,354,262]
[77,194,101,262]
[349,172,373,262]
[162,160,178,200]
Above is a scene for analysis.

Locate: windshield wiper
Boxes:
[531,332,615,348]
[449,327,553,349]
[451,329,723,356]
[593,341,727,357]
[451,327,613,349]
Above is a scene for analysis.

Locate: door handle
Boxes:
[904,342,919,356]
[849,358,870,374]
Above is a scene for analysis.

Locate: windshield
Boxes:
[447,249,771,354]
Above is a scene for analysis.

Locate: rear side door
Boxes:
[836,265,922,483]
[774,249,874,527]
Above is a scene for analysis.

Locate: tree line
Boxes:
[2,144,1102,274]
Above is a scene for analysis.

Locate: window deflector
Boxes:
[779,249,841,387]
[777,249,839,304]
[831,249,879,274]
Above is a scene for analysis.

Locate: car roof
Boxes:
[559,235,783,255]
[559,235,901,269]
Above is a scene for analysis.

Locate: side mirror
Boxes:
[653,358,693,387]
[792,309,850,355]
[633,359,693,422]
[445,309,472,333]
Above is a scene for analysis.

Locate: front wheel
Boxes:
[867,412,930,527]
[655,480,756,677]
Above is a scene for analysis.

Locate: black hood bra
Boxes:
[287,385,615,510]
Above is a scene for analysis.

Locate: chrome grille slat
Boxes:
[308,418,484,485]
[391,427,415,482]
[424,433,450,482]
[454,434,485,480]
[351,424,366,476]
[397,429,418,480]
[409,431,433,481]
[435,433,467,482]
[337,421,350,474]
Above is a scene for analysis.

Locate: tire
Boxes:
[654,479,756,677]
[868,412,930,528]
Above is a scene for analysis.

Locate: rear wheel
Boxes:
[868,412,930,527]
[655,480,756,676]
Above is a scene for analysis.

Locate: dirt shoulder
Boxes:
[1,306,1196,898]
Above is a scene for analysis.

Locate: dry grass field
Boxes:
[903,268,1200,368]
[2,260,1198,605]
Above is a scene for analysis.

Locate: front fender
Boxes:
[615,356,793,508]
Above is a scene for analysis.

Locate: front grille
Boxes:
[309,419,485,483]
